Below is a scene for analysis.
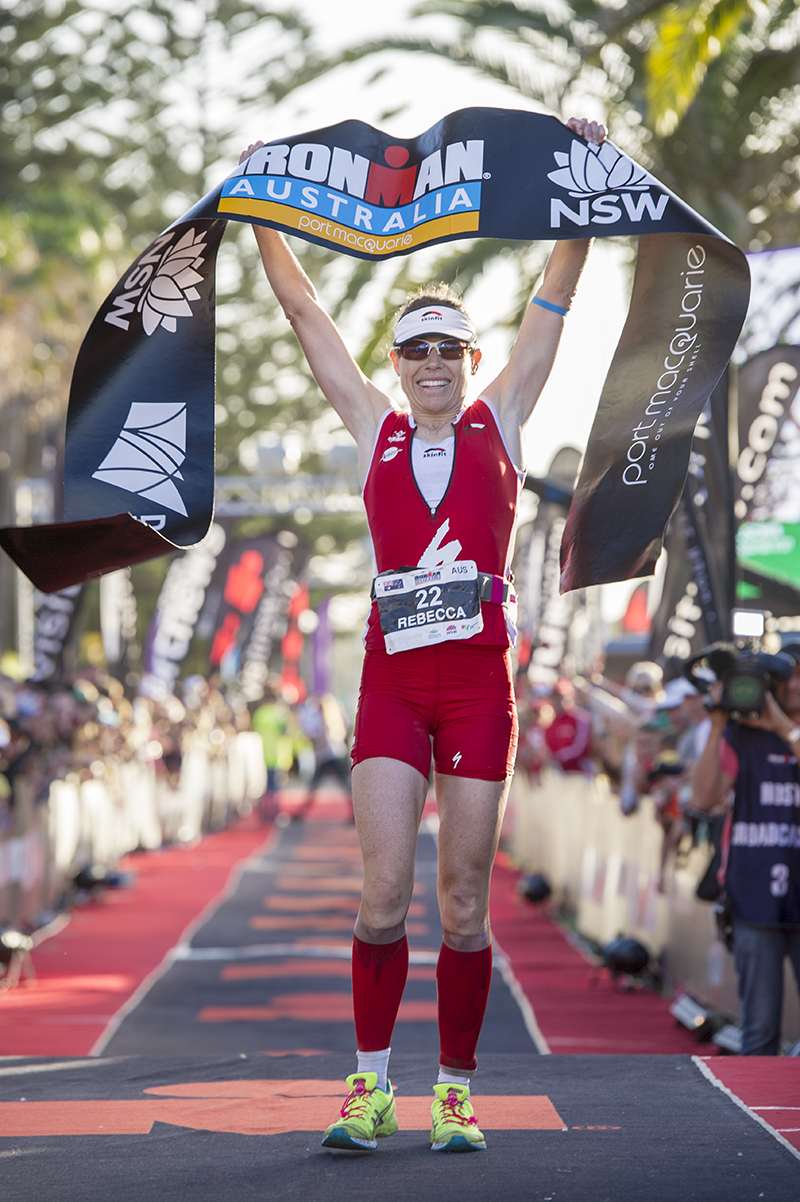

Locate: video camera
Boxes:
[684,643,796,720]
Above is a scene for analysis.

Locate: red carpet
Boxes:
[490,852,703,1054]
[0,817,271,1057]
[2,806,718,1058]
[699,1057,800,1154]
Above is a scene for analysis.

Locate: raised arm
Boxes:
[483,117,605,432]
[241,143,389,446]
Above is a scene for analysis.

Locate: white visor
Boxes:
[394,306,476,346]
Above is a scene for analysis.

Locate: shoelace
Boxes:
[340,1078,371,1119]
[437,1089,479,1128]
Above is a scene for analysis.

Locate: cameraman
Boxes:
[692,651,800,1054]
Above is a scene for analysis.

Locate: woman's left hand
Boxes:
[566,117,607,145]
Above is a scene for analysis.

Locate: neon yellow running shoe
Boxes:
[321,1072,398,1152]
[430,1082,487,1152]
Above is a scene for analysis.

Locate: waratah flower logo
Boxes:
[138,227,206,336]
[547,140,651,197]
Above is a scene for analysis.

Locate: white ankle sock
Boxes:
[437,1067,471,1091]
[356,1047,391,1092]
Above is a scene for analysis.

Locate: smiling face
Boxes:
[390,333,481,420]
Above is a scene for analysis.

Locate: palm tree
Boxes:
[287,0,799,378]
[354,1,799,243]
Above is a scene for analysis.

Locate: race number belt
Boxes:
[372,562,515,655]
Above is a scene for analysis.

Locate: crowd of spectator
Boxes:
[0,671,250,834]
[0,666,353,871]
[515,658,718,892]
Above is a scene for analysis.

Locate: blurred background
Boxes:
[1,0,800,1046]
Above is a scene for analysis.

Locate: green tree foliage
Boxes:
[0,1,331,468]
[0,0,377,659]
[300,0,799,248]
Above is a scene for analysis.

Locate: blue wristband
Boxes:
[532,295,568,317]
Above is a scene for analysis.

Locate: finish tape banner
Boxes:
[0,107,749,593]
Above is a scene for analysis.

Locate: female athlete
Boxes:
[241,115,606,1154]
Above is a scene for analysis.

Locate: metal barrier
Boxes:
[0,731,266,933]
[508,768,800,1043]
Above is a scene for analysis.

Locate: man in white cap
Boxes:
[240,115,606,1154]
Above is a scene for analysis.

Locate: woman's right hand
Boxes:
[239,141,264,166]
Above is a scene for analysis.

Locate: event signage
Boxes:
[735,346,800,525]
[0,109,749,595]
[208,538,279,672]
[141,522,227,693]
[99,568,138,675]
[238,546,294,702]
[649,378,734,660]
[29,585,84,683]
[733,344,800,606]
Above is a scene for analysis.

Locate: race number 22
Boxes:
[416,586,442,610]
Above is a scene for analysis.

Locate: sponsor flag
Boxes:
[734,344,800,611]
[141,522,227,694]
[99,568,138,676]
[621,582,650,635]
[0,109,749,593]
[280,583,309,701]
[208,537,280,673]
[238,545,295,702]
[735,345,800,527]
[311,596,332,695]
[649,375,734,660]
[29,585,85,683]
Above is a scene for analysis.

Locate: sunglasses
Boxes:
[394,338,473,361]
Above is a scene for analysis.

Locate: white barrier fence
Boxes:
[508,768,800,1044]
[0,731,266,932]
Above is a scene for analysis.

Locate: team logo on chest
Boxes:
[388,429,407,443]
[381,446,402,463]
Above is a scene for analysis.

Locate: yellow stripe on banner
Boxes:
[218,197,480,255]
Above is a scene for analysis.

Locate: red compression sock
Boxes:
[351,934,409,1050]
[436,942,493,1071]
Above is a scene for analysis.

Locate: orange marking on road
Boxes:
[275,876,364,891]
[268,865,353,877]
[264,895,358,912]
[198,993,437,1023]
[291,938,354,951]
[262,896,426,917]
[249,916,356,932]
[273,875,427,897]
[220,962,436,981]
[291,847,361,860]
[249,916,428,934]
[0,1080,565,1137]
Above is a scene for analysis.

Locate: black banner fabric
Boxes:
[99,568,138,677]
[208,537,280,671]
[238,545,294,702]
[680,376,735,645]
[0,109,749,593]
[649,377,734,661]
[29,585,85,683]
[735,345,800,525]
[141,521,228,695]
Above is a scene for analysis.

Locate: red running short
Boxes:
[351,642,518,782]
